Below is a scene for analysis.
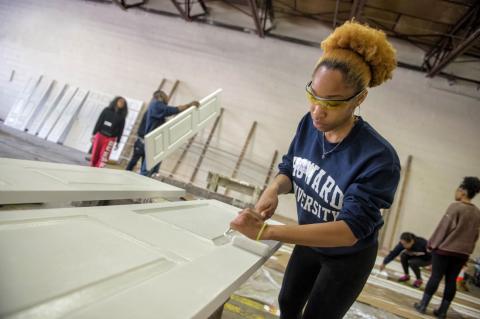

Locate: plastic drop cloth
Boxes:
[234,266,401,319]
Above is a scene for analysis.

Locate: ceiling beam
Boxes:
[170,0,190,21]
[423,2,480,76]
[427,27,480,77]
[170,0,208,21]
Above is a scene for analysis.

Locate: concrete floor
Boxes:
[0,123,86,164]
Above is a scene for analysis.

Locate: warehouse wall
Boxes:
[1,0,479,254]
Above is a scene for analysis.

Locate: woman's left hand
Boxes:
[230,208,265,240]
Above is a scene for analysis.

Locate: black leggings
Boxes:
[424,253,466,302]
[279,243,377,319]
[400,253,431,280]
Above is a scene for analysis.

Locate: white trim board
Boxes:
[145,89,222,170]
[0,200,282,319]
[0,158,185,205]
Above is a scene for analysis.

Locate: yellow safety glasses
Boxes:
[305,81,365,109]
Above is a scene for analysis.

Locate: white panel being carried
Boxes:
[47,89,89,144]
[0,200,281,319]
[27,82,68,135]
[37,86,77,139]
[4,75,42,129]
[0,158,185,205]
[144,89,222,170]
[63,91,113,153]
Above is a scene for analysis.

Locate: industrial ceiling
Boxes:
[95,0,480,85]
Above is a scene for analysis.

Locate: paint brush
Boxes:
[212,209,270,256]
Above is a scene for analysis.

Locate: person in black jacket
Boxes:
[380,232,432,288]
[90,96,128,167]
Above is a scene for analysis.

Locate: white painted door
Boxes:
[4,75,41,129]
[144,89,222,170]
[14,76,54,131]
[0,68,19,120]
[27,82,67,135]
[47,89,89,143]
[0,158,184,205]
[0,200,281,319]
[38,86,78,139]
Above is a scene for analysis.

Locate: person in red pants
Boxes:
[90,96,128,167]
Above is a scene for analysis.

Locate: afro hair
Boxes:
[318,20,397,88]
[460,176,480,199]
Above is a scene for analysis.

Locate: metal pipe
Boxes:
[428,28,480,77]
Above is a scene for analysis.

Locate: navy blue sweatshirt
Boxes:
[278,114,400,255]
[383,237,431,265]
[145,100,180,134]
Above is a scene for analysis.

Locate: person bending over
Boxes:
[380,232,431,288]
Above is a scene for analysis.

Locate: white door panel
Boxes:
[145,89,222,170]
[0,69,28,121]
[12,76,54,131]
[47,89,89,143]
[27,82,67,135]
[38,86,78,139]
[198,92,221,126]
[0,200,281,319]
[0,158,184,204]
[4,75,41,129]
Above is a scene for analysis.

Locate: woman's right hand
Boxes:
[255,186,279,221]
